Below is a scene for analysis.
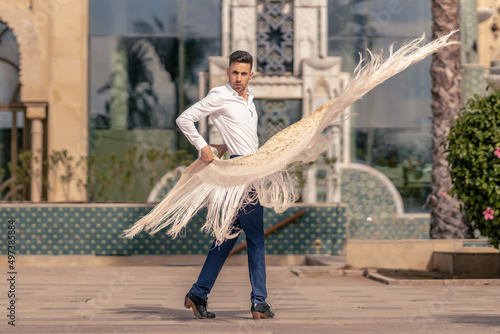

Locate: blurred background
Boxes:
[0,0,498,214]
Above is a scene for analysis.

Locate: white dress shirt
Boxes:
[176,82,259,156]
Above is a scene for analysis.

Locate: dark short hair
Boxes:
[229,50,253,70]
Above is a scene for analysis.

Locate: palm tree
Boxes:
[429,0,473,238]
[98,39,158,129]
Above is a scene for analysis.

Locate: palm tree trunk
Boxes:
[430,0,473,238]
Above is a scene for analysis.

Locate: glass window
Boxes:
[89,35,179,130]
[90,0,222,37]
[89,0,222,202]
[328,0,368,37]
[366,0,430,38]
[328,0,432,213]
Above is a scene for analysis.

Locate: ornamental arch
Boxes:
[0,1,51,202]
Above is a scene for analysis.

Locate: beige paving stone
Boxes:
[0,265,499,333]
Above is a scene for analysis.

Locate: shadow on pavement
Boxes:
[444,314,500,328]
[110,305,256,321]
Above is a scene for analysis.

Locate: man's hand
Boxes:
[210,144,228,158]
[200,145,215,162]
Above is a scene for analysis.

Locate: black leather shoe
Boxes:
[251,302,275,319]
[184,292,216,319]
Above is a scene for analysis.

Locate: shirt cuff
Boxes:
[193,137,208,151]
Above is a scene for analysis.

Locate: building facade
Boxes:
[0,0,497,215]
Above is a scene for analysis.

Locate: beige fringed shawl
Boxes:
[123,32,459,245]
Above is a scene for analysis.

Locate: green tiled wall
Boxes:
[340,167,431,240]
[0,204,346,256]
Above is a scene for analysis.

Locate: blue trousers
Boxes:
[189,197,267,304]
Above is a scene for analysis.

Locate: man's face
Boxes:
[226,62,253,95]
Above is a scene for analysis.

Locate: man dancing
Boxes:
[176,50,274,320]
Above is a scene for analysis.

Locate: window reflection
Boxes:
[88,0,221,202]
[91,36,178,130]
[328,0,432,213]
[90,0,221,36]
[90,0,222,131]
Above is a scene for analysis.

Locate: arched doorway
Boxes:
[0,20,47,201]
[0,20,25,200]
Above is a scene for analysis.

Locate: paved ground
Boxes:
[1,264,500,334]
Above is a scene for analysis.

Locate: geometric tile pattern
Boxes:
[0,204,347,255]
[257,99,292,144]
[341,167,432,240]
[257,0,294,74]
[461,239,495,248]
[341,168,398,220]
[349,216,430,240]
[259,204,347,255]
[463,65,487,102]
[460,0,478,64]
[461,0,485,103]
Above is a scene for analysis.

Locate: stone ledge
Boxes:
[433,251,500,278]
[346,239,496,270]
[289,266,363,277]
[365,269,500,286]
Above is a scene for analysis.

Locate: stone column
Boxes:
[231,0,257,66]
[302,166,317,203]
[208,57,229,146]
[26,103,47,202]
[301,88,317,203]
[294,0,327,75]
[301,57,345,203]
[222,0,231,56]
[325,125,340,203]
[198,71,208,140]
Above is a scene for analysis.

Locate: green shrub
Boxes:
[446,87,500,248]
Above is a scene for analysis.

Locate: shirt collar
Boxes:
[225,82,254,98]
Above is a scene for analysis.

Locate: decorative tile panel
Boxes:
[257,0,294,74]
[341,168,398,220]
[0,204,347,256]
